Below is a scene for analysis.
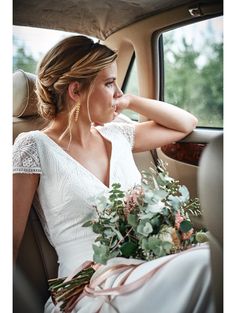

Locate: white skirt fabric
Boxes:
[45,245,215,313]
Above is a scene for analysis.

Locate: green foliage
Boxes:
[123,21,223,127]
[13,36,38,73]
[120,241,138,257]
[180,220,193,233]
[83,161,206,264]
[164,32,223,127]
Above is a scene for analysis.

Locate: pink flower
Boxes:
[182,228,194,240]
[124,186,144,218]
[175,211,184,229]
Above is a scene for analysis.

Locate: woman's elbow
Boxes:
[183,115,198,134]
[191,115,198,130]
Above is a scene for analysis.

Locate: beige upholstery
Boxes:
[13,0,223,41]
[198,134,223,313]
[13,70,58,313]
[13,70,48,142]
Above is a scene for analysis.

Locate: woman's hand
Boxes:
[113,94,131,114]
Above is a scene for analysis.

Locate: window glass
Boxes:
[13,26,86,73]
[163,16,223,128]
[122,58,139,121]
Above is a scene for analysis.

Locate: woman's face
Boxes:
[87,62,123,125]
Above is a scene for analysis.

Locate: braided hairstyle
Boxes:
[36,35,118,121]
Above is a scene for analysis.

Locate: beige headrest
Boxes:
[13,70,39,117]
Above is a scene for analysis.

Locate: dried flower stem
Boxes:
[110,227,134,253]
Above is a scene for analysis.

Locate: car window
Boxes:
[13,26,86,74]
[162,16,223,128]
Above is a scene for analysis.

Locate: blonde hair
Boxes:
[36,35,118,121]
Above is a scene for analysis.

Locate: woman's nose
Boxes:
[114,84,123,98]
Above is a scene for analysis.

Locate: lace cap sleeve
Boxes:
[13,133,42,174]
[111,122,136,149]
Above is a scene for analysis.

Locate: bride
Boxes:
[13,35,214,313]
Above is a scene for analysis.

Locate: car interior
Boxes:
[13,1,223,312]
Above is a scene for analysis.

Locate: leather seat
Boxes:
[198,134,223,313]
[13,69,49,142]
[13,70,58,313]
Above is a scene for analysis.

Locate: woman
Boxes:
[13,35,214,313]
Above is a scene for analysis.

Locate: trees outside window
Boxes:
[163,16,223,127]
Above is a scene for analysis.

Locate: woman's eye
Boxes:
[106,81,114,87]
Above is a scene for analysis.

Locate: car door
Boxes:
[156,14,223,200]
[105,3,223,231]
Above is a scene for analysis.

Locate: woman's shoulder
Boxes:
[99,118,137,148]
[14,130,50,148]
[103,114,136,132]
[14,130,41,143]
[13,130,48,157]
[13,130,43,174]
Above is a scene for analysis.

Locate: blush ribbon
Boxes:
[53,245,208,313]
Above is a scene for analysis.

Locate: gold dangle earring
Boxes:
[74,102,80,122]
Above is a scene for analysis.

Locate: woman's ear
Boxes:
[68,81,81,101]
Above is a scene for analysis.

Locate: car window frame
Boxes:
[153,13,223,130]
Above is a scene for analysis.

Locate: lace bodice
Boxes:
[13,122,141,276]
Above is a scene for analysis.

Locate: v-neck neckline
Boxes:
[36,127,113,189]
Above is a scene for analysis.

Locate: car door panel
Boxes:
[134,129,223,199]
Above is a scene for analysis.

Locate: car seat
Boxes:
[198,134,223,313]
[13,70,58,313]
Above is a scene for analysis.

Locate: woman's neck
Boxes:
[43,112,94,148]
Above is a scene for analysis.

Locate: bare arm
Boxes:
[13,173,39,262]
[116,94,198,152]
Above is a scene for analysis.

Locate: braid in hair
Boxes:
[35,35,118,140]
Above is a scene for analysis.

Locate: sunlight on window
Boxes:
[163,16,223,128]
[13,26,97,74]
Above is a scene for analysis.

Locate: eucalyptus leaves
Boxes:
[83,161,208,264]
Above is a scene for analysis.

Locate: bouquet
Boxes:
[49,161,208,312]
[83,160,207,264]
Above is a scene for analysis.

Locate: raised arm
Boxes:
[13,174,39,262]
[116,94,198,152]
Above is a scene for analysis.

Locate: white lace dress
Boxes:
[13,122,215,313]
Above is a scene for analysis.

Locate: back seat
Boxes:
[13,70,58,313]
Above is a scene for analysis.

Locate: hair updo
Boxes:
[35,35,118,120]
